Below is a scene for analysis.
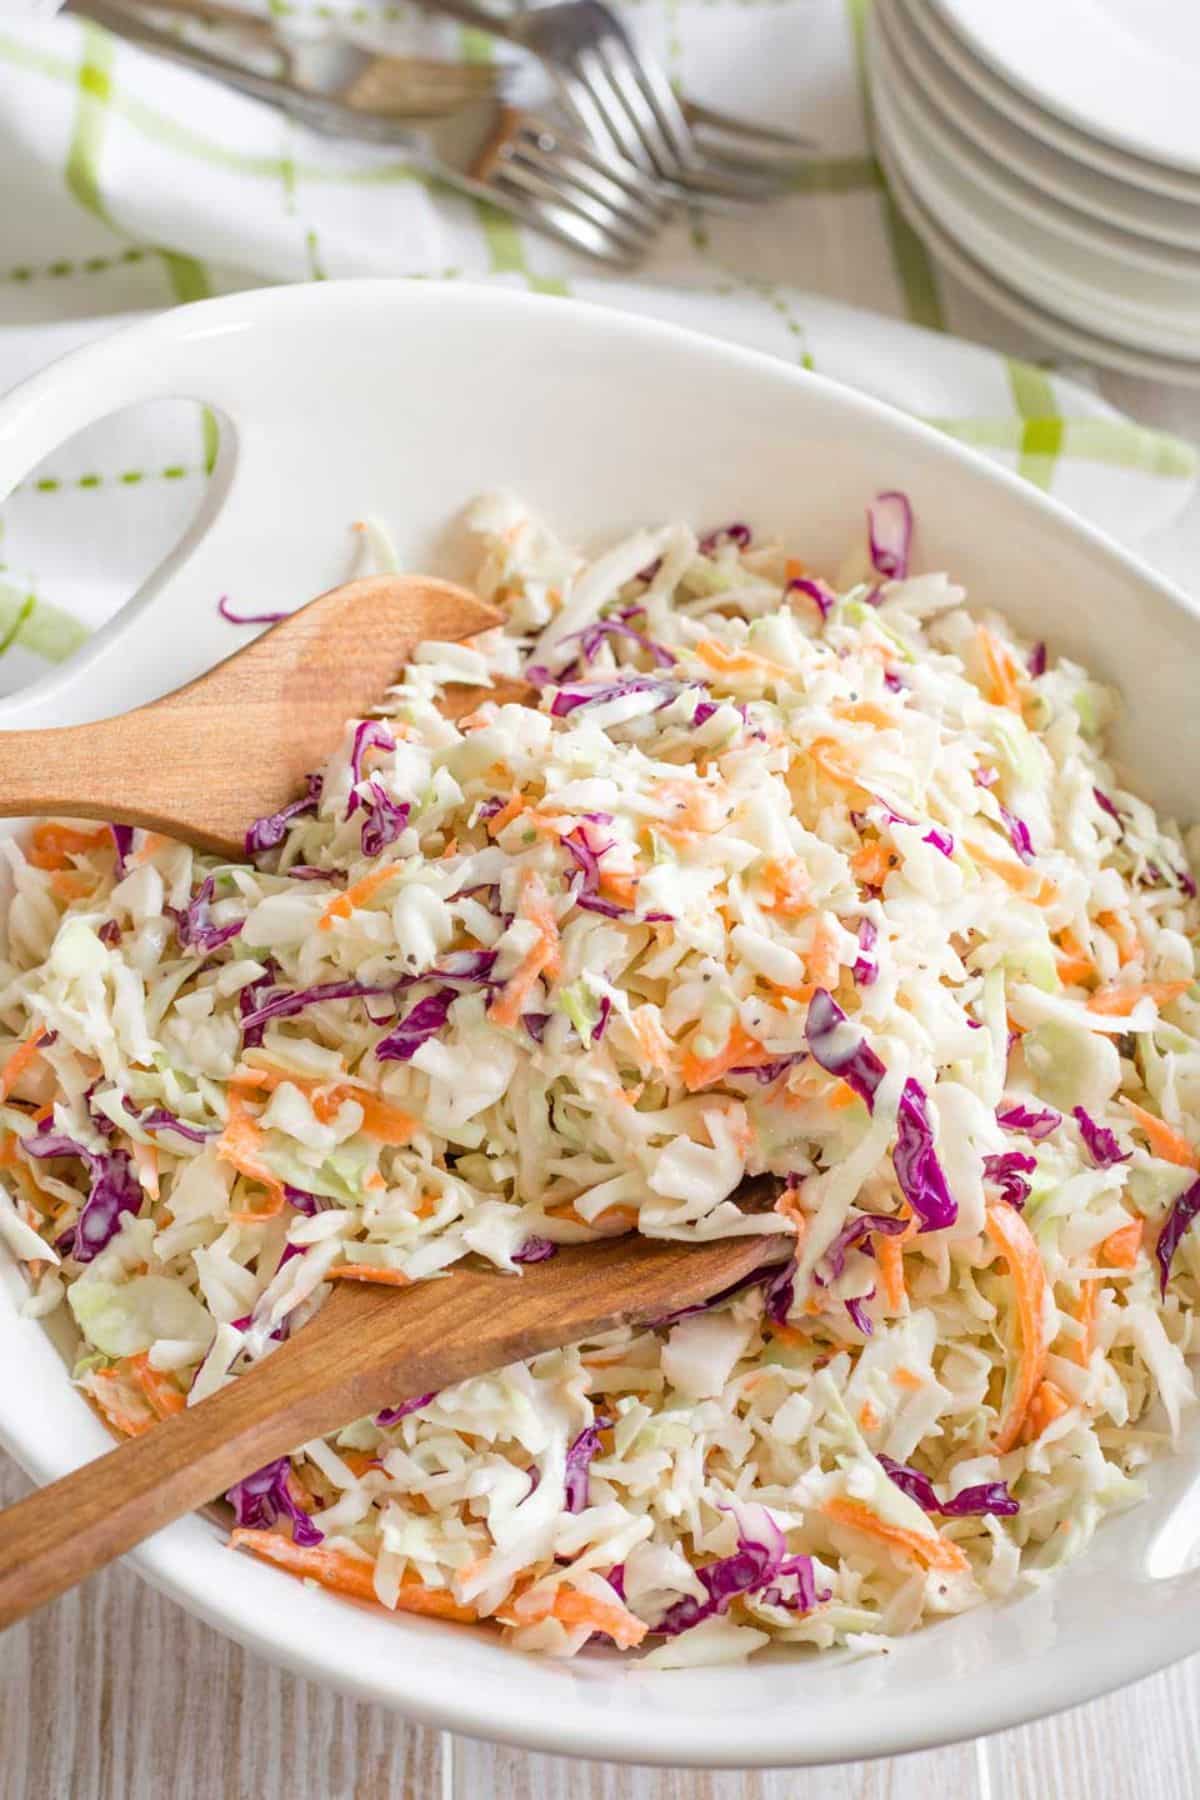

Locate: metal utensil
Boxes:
[68,0,672,263]
[420,0,812,201]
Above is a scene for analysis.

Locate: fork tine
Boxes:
[680,97,816,153]
[506,124,660,250]
[588,35,691,180]
[493,157,652,263]
[533,123,675,223]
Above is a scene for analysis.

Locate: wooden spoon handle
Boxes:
[0,1228,786,1628]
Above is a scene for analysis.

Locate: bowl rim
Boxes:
[1,276,1198,1768]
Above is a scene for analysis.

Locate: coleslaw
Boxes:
[2,489,1198,1665]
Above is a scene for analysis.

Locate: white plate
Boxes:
[874,0,1200,281]
[932,0,1200,178]
[901,0,1200,206]
[869,18,1200,352]
[2,283,1200,1765]
[879,136,1200,388]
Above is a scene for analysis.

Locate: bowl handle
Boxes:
[0,309,243,729]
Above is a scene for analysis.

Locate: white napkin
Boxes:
[0,5,1194,697]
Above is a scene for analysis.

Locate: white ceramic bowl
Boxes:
[1,282,1199,1769]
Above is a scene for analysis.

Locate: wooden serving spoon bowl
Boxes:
[0,574,503,859]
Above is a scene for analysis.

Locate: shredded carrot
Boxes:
[327,1265,411,1286]
[965,837,1056,905]
[977,626,1024,712]
[1087,981,1190,1017]
[229,1530,477,1620]
[1021,1378,1072,1443]
[823,1496,969,1575]
[785,557,806,582]
[86,1365,157,1439]
[832,699,897,730]
[487,869,562,1030]
[1101,1216,1143,1269]
[501,1586,648,1649]
[1097,909,1140,968]
[317,864,402,932]
[806,915,840,990]
[1054,927,1095,988]
[485,792,529,838]
[49,868,96,902]
[629,1005,675,1079]
[985,1200,1050,1454]
[858,1400,881,1432]
[26,822,110,870]
[877,1232,907,1315]
[128,1351,185,1420]
[0,1029,47,1102]
[339,1450,379,1479]
[681,1021,774,1091]
[129,1139,159,1201]
[218,1094,286,1216]
[230,1067,416,1147]
[546,1200,640,1234]
[597,867,639,908]
[891,1366,924,1392]
[1119,1099,1198,1169]
[352,1093,418,1146]
[806,737,863,790]
[693,638,793,682]
[1064,1264,1096,1369]
[774,1187,808,1238]
[759,857,812,918]
[850,841,892,888]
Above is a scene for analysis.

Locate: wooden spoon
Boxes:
[0,1213,789,1629]
[0,576,502,859]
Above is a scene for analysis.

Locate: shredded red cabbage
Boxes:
[569,616,675,669]
[122,1097,215,1144]
[226,1457,323,1545]
[345,721,396,820]
[1156,1176,1200,1296]
[550,676,687,718]
[283,1184,330,1216]
[237,961,279,1049]
[218,596,290,626]
[513,1236,557,1264]
[982,1150,1036,1208]
[1093,787,1124,827]
[923,825,955,858]
[787,576,834,620]
[1073,1106,1130,1169]
[21,1129,142,1262]
[170,875,243,953]
[997,803,1035,864]
[109,824,134,881]
[651,1503,824,1636]
[853,917,879,987]
[1027,641,1047,678]
[892,1078,958,1231]
[244,772,323,856]
[374,988,457,1062]
[522,1012,550,1043]
[821,1211,909,1281]
[98,919,121,947]
[879,1454,1019,1517]
[844,1291,875,1335]
[729,1052,806,1084]
[997,1102,1061,1140]
[804,988,886,1110]
[867,491,912,582]
[563,1417,611,1513]
[699,522,751,555]
[360,784,410,858]
[376,1393,435,1426]
[240,977,395,1040]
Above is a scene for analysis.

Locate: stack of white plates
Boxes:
[867,0,1200,383]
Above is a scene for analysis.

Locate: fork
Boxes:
[101,0,505,119]
[421,0,812,202]
[70,0,671,264]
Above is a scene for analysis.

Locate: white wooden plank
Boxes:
[451,1734,981,1799]
[0,1454,444,1800]
[984,1657,1200,1800]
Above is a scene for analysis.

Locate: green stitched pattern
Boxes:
[1007,362,1059,491]
[65,25,115,229]
[2,247,148,287]
[159,250,212,305]
[16,466,202,494]
[928,415,1198,479]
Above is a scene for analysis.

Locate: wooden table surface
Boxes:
[3,328,1200,1800]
